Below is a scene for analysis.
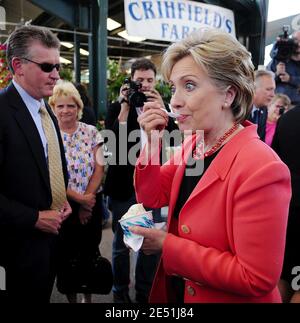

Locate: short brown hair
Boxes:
[131,58,157,78]
[6,25,60,73]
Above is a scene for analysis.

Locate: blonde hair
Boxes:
[161,28,255,123]
[49,80,84,120]
[270,93,291,109]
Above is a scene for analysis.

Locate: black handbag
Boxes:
[57,250,113,295]
[82,252,113,294]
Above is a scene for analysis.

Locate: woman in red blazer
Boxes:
[131,28,291,303]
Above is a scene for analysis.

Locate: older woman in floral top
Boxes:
[49,81,104,303]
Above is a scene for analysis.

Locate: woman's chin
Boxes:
[178,122,198,133]
[178,124,189,132]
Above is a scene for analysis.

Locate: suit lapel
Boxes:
[7,84,51,193]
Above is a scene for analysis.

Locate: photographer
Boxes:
[267,30,300,106]
[104,58,177,303]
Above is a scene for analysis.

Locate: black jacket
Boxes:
[272,105,300,207]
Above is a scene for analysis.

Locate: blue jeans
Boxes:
[110,195,162,301]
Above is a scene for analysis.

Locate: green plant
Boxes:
[155,80,172,102]
[59,66,73,81]
[107,59,127,103]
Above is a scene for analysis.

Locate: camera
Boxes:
[124,78,147,108]
[274,25,298,62]
[279,106,285,115]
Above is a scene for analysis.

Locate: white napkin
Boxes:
[123,222,166,252]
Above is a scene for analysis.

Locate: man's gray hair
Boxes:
[254,69,275,87]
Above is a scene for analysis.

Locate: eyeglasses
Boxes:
[22,57,60,73]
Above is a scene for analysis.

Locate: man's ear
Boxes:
[11,57,23,76]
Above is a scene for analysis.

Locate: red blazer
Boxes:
[135,122,291,303]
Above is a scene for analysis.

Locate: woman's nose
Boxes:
[170,91,183,110]
[61,106,69,112]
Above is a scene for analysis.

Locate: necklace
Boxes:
[193,122,239,160]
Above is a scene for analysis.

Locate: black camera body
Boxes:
[124,78,147,108]
[279,106,285,115]
[274,25,298,62]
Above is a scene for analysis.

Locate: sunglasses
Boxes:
[22,57,60,73]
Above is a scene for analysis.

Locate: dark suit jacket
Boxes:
[248,106,268,141]
[0,83,68,298]
[272,105,300,208]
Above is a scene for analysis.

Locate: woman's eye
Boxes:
[185,82,195,91]
[170,86,176,95]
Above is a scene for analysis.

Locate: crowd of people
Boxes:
[0,23,299,304]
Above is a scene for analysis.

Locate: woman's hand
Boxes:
[81,193,96,211]
[79,206,92,225]
[137,102,169,139]
[129,226,167,255]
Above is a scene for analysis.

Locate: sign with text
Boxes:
[124,0,236,42]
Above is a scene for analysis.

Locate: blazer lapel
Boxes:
[7,85,51,193]
[170,122,259,218]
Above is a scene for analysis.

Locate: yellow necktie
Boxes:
[40,104,66,210]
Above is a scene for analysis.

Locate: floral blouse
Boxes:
[61,122,103,195]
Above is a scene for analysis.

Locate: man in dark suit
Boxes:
[272,105,300,303]
[0,25,71,302]
[248,70,276,141]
